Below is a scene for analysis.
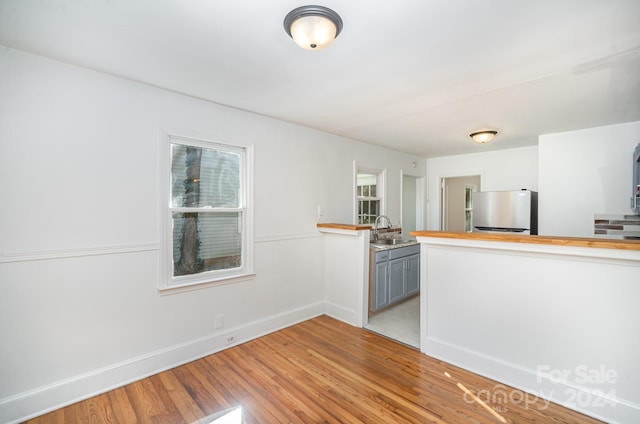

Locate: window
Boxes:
[162,134,254,290]
[356,170,384,224]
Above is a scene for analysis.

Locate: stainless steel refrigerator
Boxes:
[472,190,538,235]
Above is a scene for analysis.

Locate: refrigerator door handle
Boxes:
[473,226,528,233]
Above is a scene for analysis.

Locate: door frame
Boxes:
[400,170,425,237]
[353,161,387,225]
[440,174,483,231]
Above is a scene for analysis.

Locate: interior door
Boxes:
[441,175,481,232]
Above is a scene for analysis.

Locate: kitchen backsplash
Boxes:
[594,214,640,240]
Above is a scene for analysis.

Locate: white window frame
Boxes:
[160,133,255,292]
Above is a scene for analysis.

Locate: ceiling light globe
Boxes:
[470,130,497,144]
[284,5,343,51]
[290,15,337,50]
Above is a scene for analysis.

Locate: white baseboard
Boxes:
[323,301,359,327]
[1,302,324,424]
[422,337,640,424]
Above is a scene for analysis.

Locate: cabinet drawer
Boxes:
[388,244,420,260]
[374,250,389,263]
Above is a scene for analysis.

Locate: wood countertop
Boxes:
[317,223,373,231]
[410,230,640,251]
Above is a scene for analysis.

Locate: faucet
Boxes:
[373,215,392,240]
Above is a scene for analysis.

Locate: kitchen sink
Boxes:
[370,239,414,246]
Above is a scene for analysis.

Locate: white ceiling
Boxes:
[1,0,639,157]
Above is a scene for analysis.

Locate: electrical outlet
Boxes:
[215,314,224,329]
[226,335,236,345]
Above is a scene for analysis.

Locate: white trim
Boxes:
[323,301,359,325]
[244,144,255,273]
[0,233,322,265]
[352,161,358,224]
[400,170,425,236]
[0,303,324,424]
[379,168,387,216]
[317,227,370,236]
[159,132,255,290]
[0,243,159,263]
[353,161,387,224]
[416,236,640,264]
[157,272,256,295]
[255,232,322,243]
[416,176,425,230]
[400,170,405,230]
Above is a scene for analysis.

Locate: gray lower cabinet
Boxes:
[388,257,406,304]
[405,254,420,296]
[372,260,389,311]
[371,250,389,311]
[370,244,420,313]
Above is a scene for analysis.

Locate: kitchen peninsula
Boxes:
[411,230,640,424]
[317,223,373,327]
[316,222,420,325]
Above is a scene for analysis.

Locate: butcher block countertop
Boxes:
[410,230,640,251]
[317,223,372,231]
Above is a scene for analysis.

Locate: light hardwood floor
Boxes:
[26,315,603,423]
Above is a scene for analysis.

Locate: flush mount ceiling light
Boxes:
[469,130,498,144]
[284,5,343,51]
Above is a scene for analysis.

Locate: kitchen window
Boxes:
[161,134,254,291]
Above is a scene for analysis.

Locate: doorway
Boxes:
[355,166,386,225]
[401,174,424,239]
[365,172,424,349]
[441,175,481,231]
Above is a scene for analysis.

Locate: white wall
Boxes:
[0,48,425,423]
[425,146,539,230]
[417,236,640,424]
[538,121,640,237]
[324,139,425,226]
[321,228,371,327]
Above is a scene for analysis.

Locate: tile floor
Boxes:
[365,295,419,348]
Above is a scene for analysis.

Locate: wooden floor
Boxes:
[26,315,603,423]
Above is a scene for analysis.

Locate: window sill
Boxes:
[158,272,256,295]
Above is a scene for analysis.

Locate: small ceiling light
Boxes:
[469,130,498,144]
[284,5,343,51]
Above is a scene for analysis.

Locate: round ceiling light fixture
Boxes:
[469,130,498,144]
[284,5,343,51]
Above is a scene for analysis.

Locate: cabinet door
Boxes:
[405,254,420,296]
[388,257,406,304]
[372,261,389,311]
